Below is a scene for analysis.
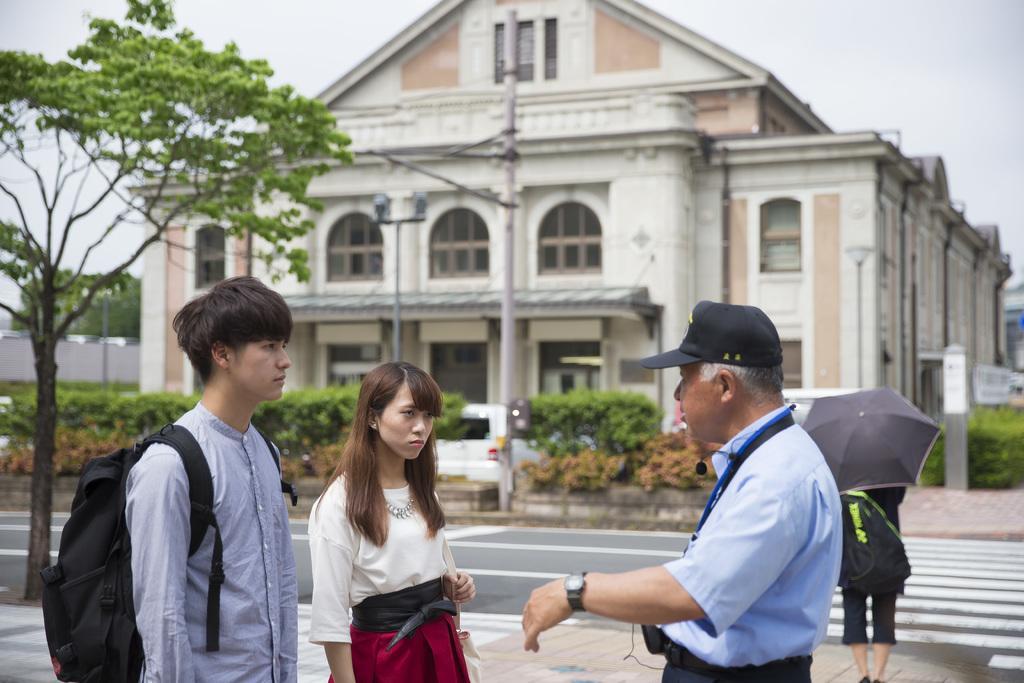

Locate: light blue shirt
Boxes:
[125,403,298,682]
[662,405,842,667]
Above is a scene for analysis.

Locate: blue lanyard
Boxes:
[694,407,794,534]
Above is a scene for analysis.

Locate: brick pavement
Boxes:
[900,485,1024,540]
[478,623,972,683]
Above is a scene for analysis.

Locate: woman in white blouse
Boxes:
[308,362,476,683]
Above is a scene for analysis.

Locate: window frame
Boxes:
[495,20,536,83]
[544,18,557,80]
[429,209,490,279]
[194,225,226,290]
[326,213,384,282]
[538,202,602,275]
[759,198,802,273]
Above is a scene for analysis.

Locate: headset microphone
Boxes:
[695,461,707,476]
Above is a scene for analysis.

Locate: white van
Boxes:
[435,403,538,481]
[782,387,858,425]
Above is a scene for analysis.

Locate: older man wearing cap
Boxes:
[522,301,842,682]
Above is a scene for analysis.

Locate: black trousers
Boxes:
[661,659,811,683]
[842,588,898,645]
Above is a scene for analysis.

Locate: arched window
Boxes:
[430,209,489,278]
[760,199,801,272]
[195,225,225,289]
[538,202,601,274]
[327,213,383,281]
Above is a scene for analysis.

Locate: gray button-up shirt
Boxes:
[126,402,298,682]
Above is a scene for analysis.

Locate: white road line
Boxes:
[906,575,1024,592]
[826,624,1024,651]
[907,550,1024,565]
[911,565,1024,581]
[0,549,56,557]
[0,525,63,532]
[828,607,1024,632]
[445,526,509,540]
[901,585,1024,603]
[449,540,679,558]
[462,567,564,580]
[989,655,1024,670]
[830,595,1024,618]
[459,611,580,626]
[905,540,1024,557]
[907,558,1024,573]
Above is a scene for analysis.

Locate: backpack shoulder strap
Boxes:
[254,427,298,507]
[143,424,213,556]
[142,424,224,653]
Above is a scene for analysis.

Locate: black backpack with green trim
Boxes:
[841,490,911,595]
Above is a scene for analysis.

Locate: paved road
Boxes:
[1,511,1022,680]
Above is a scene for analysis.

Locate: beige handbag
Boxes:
[442,536,483,683]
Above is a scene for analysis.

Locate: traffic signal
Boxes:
[510,398,531,436]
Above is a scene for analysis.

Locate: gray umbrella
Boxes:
[801,387,940,493]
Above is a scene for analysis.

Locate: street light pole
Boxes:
[845,246,874,388]
[101,292,110,391]
[375,193,427,363]
[393,220,402,361]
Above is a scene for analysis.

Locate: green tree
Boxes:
[0,0,350,598]
[13,275,141,338]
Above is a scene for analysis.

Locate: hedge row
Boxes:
[0,386,468,474]
[919,407,1024,489]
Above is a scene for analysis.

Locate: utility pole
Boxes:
[499,10,518,512]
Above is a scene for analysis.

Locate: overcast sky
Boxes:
[1,0,1022,314]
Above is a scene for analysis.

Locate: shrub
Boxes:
[630,431,707,491]
[0,427,132,476]
[254,386,359,455]
[521,450,626,491]
[919,407,1024,489]
[526,390,662,457]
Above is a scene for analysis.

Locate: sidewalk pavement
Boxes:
[0,602,985,683]
[898,485,1024,540]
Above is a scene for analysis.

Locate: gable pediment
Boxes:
[319,0,767,111]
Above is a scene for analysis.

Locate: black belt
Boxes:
[351,578,457,651]
[663,639,811,678]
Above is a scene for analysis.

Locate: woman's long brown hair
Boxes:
[324,361,446,547]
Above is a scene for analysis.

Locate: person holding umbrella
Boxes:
[521,301,843,682]
[840,486,906,683]
[801,388,938,683]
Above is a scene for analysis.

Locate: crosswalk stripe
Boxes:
[831,595,1024,618]
[904,538,1024,554]
[828,607,1024,632]
[826,624,1024,651]
[906,575,1024,591]
[911,565,1024,581]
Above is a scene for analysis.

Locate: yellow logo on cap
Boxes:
[735,354,742,361]
[723,353,730,360]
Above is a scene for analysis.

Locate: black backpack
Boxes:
[40,424,297,682]
[841,490,911,595]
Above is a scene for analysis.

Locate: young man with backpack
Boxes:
[126,276,298,681]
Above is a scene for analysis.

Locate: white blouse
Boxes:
[307,478,446,644]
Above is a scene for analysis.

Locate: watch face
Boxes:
[565,575,584,591]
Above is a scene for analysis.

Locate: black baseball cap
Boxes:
[640,300,783,369]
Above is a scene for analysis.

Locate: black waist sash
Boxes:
[351,578,457,651]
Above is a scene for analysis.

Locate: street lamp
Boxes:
[374,192,428,361]
[845,245,874,388]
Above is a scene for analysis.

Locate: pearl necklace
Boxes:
[386,497,415,519]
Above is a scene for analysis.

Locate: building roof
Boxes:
[285,287,661,322]
[316,0,829,133]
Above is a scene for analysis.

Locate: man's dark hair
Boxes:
[173,276,293,381]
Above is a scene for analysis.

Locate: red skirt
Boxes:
[328,613,471,683]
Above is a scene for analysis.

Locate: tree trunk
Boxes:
[25,328,58,600]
